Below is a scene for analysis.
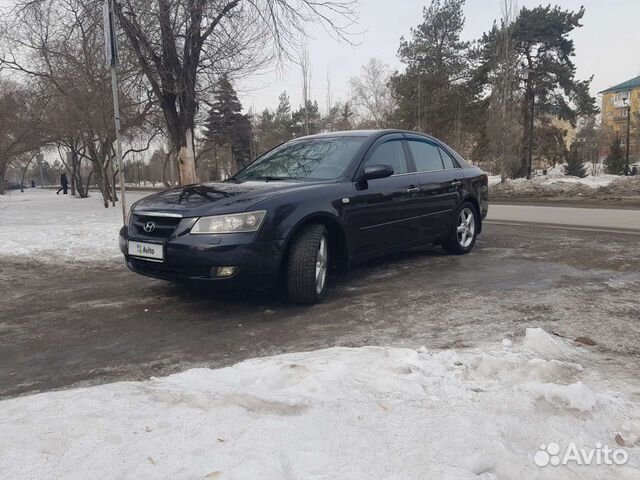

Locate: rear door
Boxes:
[345,134,424,257]
[404,136,463,240]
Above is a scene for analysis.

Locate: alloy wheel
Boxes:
[315,235,328,294]
[456,207,476,248]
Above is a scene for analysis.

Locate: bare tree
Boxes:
[0,79,44,194]
[2,0,155,205]
[299,48,311,136]
[325,68,333,116]
[113,0,358,185]
[486,0,522,180]
[350,58,395,128]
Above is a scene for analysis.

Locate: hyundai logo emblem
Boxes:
[143,221,156,233]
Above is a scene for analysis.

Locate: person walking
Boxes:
[56,173,69,195]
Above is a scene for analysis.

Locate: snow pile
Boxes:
[0,189,147,262]
[489,164,640,200]
[544,164,618,188]
[1,328,638,479]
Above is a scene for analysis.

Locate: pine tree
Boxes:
[512,5,597,176]
[292,100,321,137]
[321,101,353,132]
[203,74,252,173]
[336,102,354,131]
[605,138,626,175]
[565,143,587,178]
[477,5,597,178]
[253,92,296,155]
[389,0,480,152]
[274,91,294,141]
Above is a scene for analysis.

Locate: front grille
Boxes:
[128,258,212,279]
[130,213,182,239]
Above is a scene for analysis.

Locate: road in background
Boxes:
[487,204,640,233]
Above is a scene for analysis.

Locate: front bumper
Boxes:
[120,226,285,285]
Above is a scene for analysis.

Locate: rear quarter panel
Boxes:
[463,167,489,219]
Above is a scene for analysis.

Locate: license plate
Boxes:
[128,241,164,261]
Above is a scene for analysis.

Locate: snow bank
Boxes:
[488,166,620,194]
[0,189,147,262]
[1,328,638,479]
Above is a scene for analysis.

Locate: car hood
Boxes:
[131,180,321,217]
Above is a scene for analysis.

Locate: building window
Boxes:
[614,91,631,103]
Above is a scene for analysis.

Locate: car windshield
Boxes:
[234,137,366,181]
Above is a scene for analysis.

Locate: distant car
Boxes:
[120,130,489,304]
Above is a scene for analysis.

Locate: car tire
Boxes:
[442,201,478,255]
[286,224,329,304]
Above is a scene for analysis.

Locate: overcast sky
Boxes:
[2,0,639,114]
[238,0,640,113]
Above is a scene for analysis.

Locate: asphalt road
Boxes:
[488,204,640,233]
[2,215,640,400]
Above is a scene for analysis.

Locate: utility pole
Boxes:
[527,89,535,179]
[624,97,631,175]
[417,78,422,131]
[103,0,127,223]
[523,67,535,180]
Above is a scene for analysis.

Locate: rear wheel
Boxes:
[442,202,478,254]
[286,224,329,304]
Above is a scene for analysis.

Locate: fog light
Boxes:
[216,266,237,277]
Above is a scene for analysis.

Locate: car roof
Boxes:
[302,129,433,140]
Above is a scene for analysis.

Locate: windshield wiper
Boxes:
[248,175,298,182]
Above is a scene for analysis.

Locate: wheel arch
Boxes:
[279,212,349,279]
[462,195,482,234]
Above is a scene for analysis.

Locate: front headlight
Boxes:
[191,211,267,234]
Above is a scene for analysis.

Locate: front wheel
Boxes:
[442,202,478,254]
[286,224,329,304]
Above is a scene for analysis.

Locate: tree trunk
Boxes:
[20,156,35,192]
[176,128,198,185]
[91,155,110,208]
[0,162,7,195]
[84,170,94,197]
[112,169,119,203]
[70,150,80,197]
[161,150,171,188]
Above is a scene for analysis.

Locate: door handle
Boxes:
[450,180,462,188]
[406,187,420,194]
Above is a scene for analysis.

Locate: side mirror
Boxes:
[361,164,394,181]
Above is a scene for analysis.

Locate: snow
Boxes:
[488,163,620,190]
[544,164,618,188]
[0,189,147,262]
[1,328,638,479]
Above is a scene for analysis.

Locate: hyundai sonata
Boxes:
[120,130,488,304]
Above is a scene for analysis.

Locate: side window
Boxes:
[438,148,458,169]
[365,140,408,175]
[407,140,444,172]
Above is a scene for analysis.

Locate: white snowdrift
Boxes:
[489,172,618,190]
[1,328,638,479]
[0,189,147,262]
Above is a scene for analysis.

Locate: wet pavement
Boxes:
[1,223,639,399]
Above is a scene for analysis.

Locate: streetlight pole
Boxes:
[103,0,127,224]
[623,97,631,175]
[523,67,535,180]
